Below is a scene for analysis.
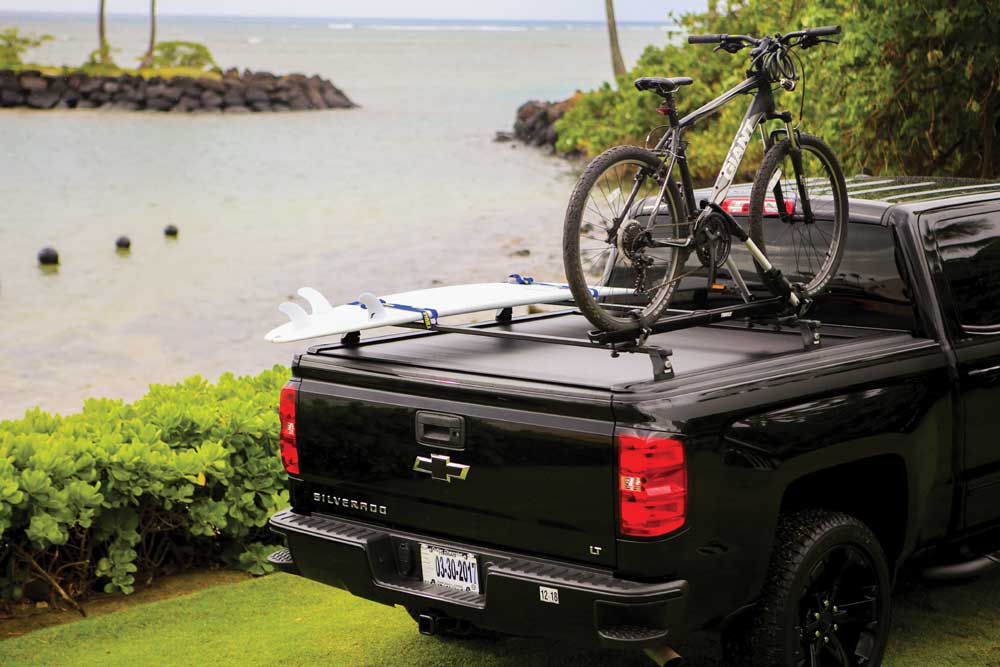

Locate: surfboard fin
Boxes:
[297,287,333,315]
[278,302,310,329]
[357,292,386,320]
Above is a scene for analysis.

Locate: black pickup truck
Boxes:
[268,178,1000,666]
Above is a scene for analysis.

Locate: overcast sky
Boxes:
[0,1,703,21]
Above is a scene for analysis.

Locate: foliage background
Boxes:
[556,0,1000,183]
[0,367,289,610]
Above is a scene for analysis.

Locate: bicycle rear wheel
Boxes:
[748,133,848,298]
[563,145,689,332]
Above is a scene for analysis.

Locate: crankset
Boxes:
[694,212,732,289]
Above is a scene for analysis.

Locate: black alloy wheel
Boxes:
[750,510,892,666]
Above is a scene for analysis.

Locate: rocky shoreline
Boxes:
[503,93,580,155]
[0,68,355,113]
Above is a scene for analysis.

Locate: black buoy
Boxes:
[115,236,131,251]
[164,224,178,238]
[38,246,59,265]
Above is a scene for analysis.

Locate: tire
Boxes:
[748,133,848,298]
[751,510,892,667]
[563,145,689,332]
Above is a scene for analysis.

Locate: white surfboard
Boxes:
[265,276,633,344]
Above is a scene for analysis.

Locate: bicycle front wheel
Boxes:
[562,145,689,332]
[748,133,848,298]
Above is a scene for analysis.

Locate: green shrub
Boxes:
[0,27,53,69]
[0,366,290,608]
[556,0,1000,181]
[148,41,218,71]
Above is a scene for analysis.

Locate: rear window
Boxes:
[605,218,916,331]
[933,208,1000,328]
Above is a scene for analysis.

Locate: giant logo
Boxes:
[719,116,758,182]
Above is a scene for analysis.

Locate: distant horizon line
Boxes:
[0,10,674,26]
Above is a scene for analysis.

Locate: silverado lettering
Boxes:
[312,492,387,516]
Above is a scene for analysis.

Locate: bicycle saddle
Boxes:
[634,77,694,95]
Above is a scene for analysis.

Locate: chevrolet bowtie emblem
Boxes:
[413,453,470,483]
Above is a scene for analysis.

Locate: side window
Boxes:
[934,209,1000,328]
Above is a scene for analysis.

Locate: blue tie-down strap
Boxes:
[349,299,439,328]
[509,274,596,297]
[382,301,439,329]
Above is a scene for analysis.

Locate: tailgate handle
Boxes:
[415,411,465,450]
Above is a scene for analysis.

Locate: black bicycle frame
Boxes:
[655,75,779,216]
[641,72,803,306]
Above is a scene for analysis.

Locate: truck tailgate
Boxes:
[294,351,618,566]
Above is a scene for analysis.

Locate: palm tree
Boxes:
[140,0,157,68]
[97,0,114,64]
[605,0,626,80]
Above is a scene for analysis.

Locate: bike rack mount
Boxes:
[336,294,820,383]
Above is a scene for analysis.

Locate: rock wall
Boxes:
[0,68,355,112]
[511,93,581,154]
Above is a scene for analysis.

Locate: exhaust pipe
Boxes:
[644,644,683,666]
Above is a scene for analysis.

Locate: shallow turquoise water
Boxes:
[0,15,673,417]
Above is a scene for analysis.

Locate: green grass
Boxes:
[1,571,998,666]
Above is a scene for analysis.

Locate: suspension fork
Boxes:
[784,118,815,223]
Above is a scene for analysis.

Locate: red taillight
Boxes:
[279,382,299,475]
[721,197,795,217]
[618,430,687,537]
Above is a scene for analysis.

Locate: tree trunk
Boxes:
[605,0,627,81]
[97,0,113,64]
[140,0,157,69]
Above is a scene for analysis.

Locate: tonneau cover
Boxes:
[308,311,858,390]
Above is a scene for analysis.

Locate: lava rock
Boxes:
[513,94,582,152]
[0,89,24,106]
[201,90,223,108]
[222,90,245,107]
[146,96,174,111]
[224,105,250,114]
[288,94,310,111]
[26,91,60,109]
[19,75,47,92]
[245,86,269,104]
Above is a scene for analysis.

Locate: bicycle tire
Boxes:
[748,133,848,298]
[563,145,689,332]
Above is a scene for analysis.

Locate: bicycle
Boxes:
[563,26,848,334]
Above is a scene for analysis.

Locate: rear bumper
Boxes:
[268,509,688,649]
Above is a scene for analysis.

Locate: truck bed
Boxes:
[303,309,895,391]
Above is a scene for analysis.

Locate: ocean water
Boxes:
[0,14,675,418]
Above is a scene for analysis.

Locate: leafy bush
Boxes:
[0,366,290,609]
[0,27,53,69]
[556,0,1000,181]
[148,41,218,71]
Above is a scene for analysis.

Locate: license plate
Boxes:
[420,544,480,594]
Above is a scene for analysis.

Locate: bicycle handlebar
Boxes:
[687,33,758,45]
[806,25,841,37]
[687,26,840,48]
[687,34,725,44]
